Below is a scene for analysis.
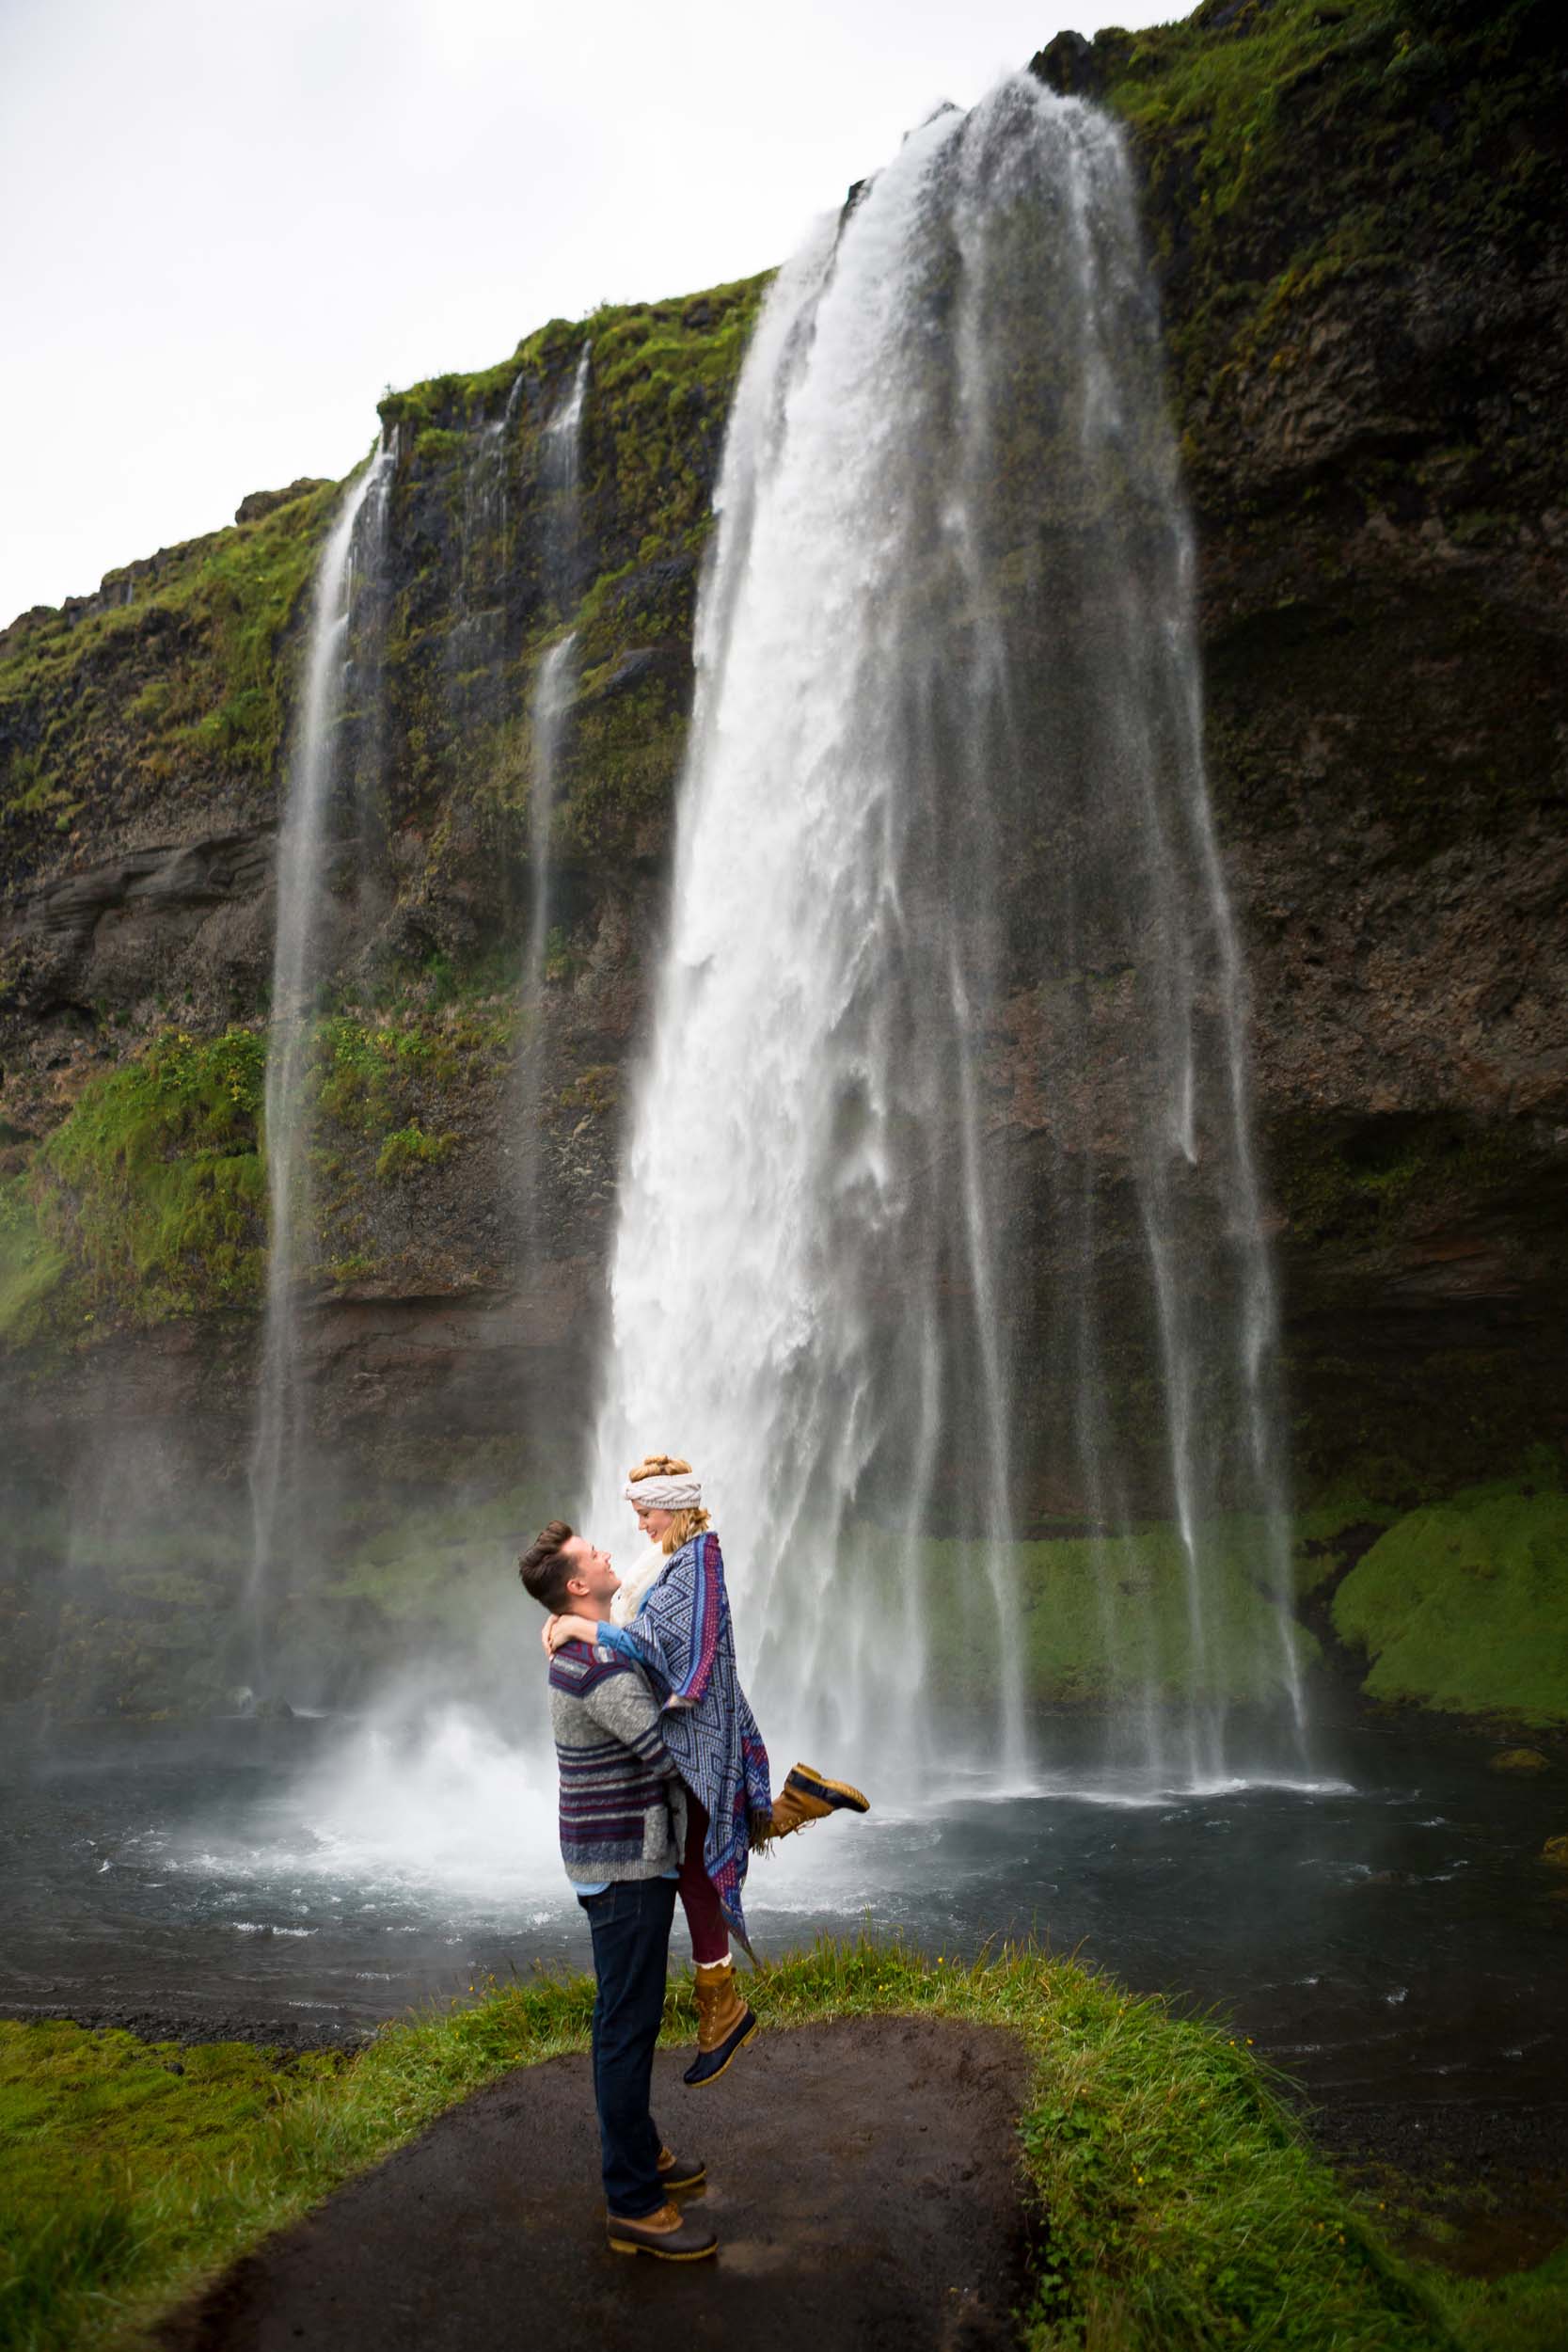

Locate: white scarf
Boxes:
[611,1540,669,1625]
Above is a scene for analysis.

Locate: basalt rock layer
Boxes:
[1,0,1564,1714]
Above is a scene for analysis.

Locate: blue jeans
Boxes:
[579,1875,676,2218]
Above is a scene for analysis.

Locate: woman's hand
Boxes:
[542,1613,599,1655]
[664,1692,697,1711]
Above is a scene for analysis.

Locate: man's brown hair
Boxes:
[517,1519,577,1613]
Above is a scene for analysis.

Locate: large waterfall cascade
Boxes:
[588,76,1305,1788]
[245,438,395,1677]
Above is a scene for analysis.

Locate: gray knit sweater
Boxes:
[546,1636,688,1884]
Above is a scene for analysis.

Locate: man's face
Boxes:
[560,1534,620,1612]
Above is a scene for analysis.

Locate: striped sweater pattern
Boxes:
[546,1638,687,1883]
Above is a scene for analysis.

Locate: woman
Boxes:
[545,1453,868,2086]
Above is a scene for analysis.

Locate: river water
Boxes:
[4,1707,1563,2112]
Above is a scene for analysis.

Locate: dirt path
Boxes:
[158,2017,1032,2352]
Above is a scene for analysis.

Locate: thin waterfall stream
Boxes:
[516,344,589,1251]
[245,438,394,1691]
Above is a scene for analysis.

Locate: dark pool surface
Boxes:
[2,1704,1564,2111]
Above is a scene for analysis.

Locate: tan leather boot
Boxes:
[657,2143,706,2191]
[606,2198,718,2260]
[760,1761,871,1841]
[684,1958,757,2088]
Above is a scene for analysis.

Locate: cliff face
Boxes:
[1059,0,1568,1508]
[2,0,1564,1716]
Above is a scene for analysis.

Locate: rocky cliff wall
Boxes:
[2,0,1564,1716]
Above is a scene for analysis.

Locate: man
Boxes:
[517,1518,719,2262]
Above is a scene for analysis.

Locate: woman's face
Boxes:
[634,1502,676,1543]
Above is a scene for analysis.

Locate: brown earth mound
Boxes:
[158,2016,1031,2352]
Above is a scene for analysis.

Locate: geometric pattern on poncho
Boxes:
[605,1530,772,1948]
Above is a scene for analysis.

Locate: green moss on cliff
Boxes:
[0,980,523,1349]
[1274,1112,1523,1252]
[1085,0,1561,483]
[1333,1481,1568,1723]
[581,277,768,566]
[303,996,516,1279]
[325,1492,542,1632]
[873,1521,1315,1709]
[11,1028,266,1336]
[0,1183,68,1341]
[372,274,768,882]
[0,481,336,876]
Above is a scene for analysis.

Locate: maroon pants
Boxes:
[677,1792,730,1964]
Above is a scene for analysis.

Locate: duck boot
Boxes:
[763,1762,871,1841]
[683,1957,757,2088]
[657,2144,706,2192]
[606,2199,718,2261]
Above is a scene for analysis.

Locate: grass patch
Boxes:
[863,1520,1314,1709]
[2,1940,1530,2352]
[325,1490,547,1629]
[0,1182,68,1342]
[1333,1481,1568,1724]
[14,1028,266,1336]
[1443,2240,1568,2352]
[0,480,337,856]
[1,989,519,1344]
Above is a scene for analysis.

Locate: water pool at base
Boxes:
[4,1706,1563,2115]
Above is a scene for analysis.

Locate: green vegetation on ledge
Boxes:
[371,273,768,882]
[1,1027,266,1343]
[1085,0,1560,480]
[0,974,524,1346]
[1334,1479,1568,1724]
[0,479,338,877]
[906,1520,1317,1710]
[5,1939,1544,2352]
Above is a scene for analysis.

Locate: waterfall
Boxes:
[460,369,527,611]
[516,347,591,1248]
[531,341,591,904]
[586,76,1303,1786]
[245,438,395,1684]
[528,633,578,969]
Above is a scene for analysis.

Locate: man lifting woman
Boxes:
[518,1454,867,2260]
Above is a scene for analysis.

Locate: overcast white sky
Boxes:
[2,0,1184,629]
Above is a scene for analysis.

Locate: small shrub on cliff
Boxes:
[373,1121,455,1181]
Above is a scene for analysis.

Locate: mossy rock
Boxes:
[1493,1746,1550,1774]
[1334,1486,1568,1725]
[867,1516,1314,1709]
[1542,1832,1568,1864]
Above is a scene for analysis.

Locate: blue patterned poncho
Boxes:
[596,1531,772,1947]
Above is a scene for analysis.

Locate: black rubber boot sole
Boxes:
[607,2217,719,2261]
[682,2007,758,2088]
